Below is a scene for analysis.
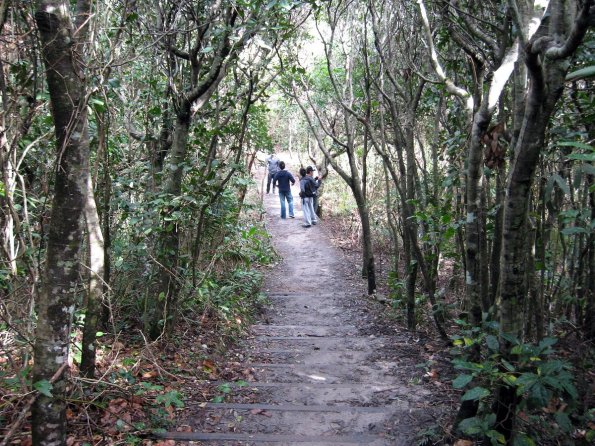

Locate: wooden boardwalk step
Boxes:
[192,402,391,413]
[153,431,390,444]
[255,335,387,340]
[211,381,398,390]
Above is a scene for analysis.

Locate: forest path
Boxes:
[164,164,441,444]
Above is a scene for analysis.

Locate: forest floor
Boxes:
[154,170,458,445]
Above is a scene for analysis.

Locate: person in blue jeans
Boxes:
[273,161,296,219]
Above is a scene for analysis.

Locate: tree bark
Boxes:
[80,175,105,378]
[32,1,91,443]
[146,105,191,340]
[496,1,593,440]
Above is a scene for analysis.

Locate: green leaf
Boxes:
[558,141,593,151]
[452,374,473,389]
[501,359,516,372]
[529,382,550,406]
[567,153,595,161]
[554,412,572,433]
[461,386,490,401]
[148,106,161,117]
[537,337,558,350]
[458,416,484,435]
[560,227,587,235]
[34,379,53,397]
[486,429,506,444]
[579,164,595,176]
[486,335,499,352]
[217,383,232,394]
[512,433,536,446]
[552,174,570,195]
[155,390,184,408]
[443,227,456,240]
[511,344,524,355]
[516,372,538,388]
[566,65,595,81]
[560,380,578,400]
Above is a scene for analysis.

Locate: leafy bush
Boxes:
[451,320,586,445]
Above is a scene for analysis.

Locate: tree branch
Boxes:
[542,0,594,60]
[417,0,474,117]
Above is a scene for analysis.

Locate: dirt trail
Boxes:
[165,174,443,445]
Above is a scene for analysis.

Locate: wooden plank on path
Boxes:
[195,402,391,413]
[153,431,388,444]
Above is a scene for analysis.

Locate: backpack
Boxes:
[305,179,315,197]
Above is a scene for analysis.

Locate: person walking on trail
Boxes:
[298,167,308,220]
[273,161,296,219]
[300,166,321,228]
[265,152,280,194]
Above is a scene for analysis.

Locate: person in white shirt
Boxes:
[265,153,280,194]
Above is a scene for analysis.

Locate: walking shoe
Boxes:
[312,221,317,225]
[303,224,311,228]
[289,215,295,218]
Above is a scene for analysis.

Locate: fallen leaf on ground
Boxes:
[250,408,272,417]
[425,369,439,380]
[142,370,158,378]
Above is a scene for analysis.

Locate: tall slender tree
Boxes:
[32,0,93,443]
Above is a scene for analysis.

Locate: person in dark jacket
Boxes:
[273,161,295,219]
[300,166,320,227]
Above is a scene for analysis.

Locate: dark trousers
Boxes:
[267,172,277,193]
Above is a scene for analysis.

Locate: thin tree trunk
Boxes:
[147,106,191,340]
[489,168,504,308]
[32,1,91,443]
[80,175,105,378]
[586,174,595,340]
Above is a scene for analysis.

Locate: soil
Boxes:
[158,173,456,445]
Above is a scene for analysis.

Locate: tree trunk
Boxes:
[489,168,504,308]
[32,1,91,443]
[100,131,112,329]
[80,176,105,378]
[587,174,595,340]
[146,106,191,340]
[465,103,491,327]
[495,0,593,431]
[353,187,376,294]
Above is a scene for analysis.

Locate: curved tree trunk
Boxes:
[495,1,593,438]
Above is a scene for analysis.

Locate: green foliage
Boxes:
[2,366,32,392]
[451,322,581,444]
[211,380,248,403]
[34,379,53,397]
[155,390,184,409]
